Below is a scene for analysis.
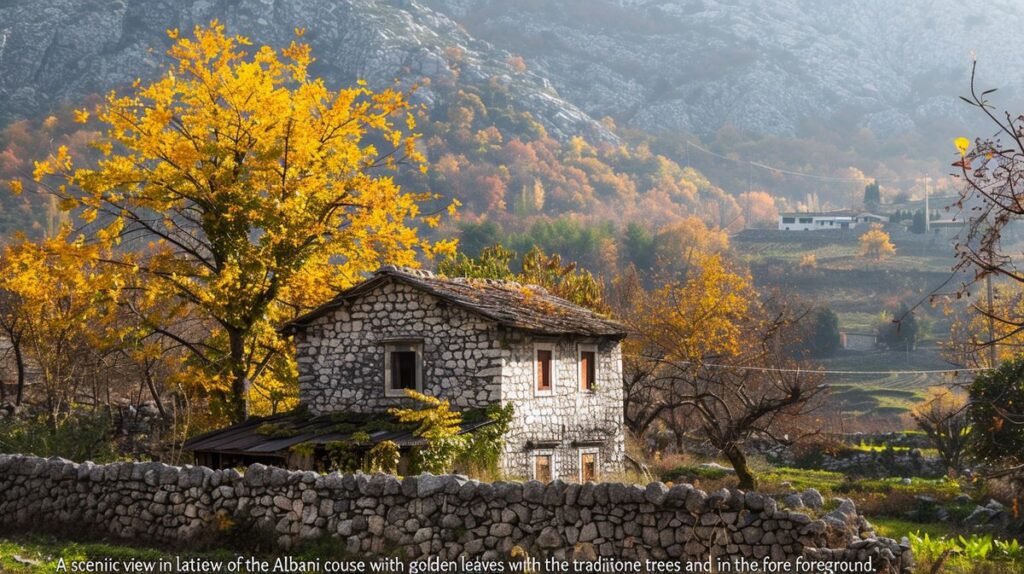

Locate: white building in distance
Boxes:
[778,211,888,231]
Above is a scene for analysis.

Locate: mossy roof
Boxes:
[183,406,494,456]
[281,265,627,338]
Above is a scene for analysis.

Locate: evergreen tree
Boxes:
[911,209,927,234]
[864,180,881,208]
[804,307,841,357]
[623,222,656,271]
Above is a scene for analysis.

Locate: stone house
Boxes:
[186,266,628,482]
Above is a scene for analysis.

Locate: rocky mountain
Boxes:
[0,0,613,141]
[421,0,1024,138]
[2,0,1022,144]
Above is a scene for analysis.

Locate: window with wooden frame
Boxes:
[533,451,555,482]
[534,343,555,395]
[579,450,598,483]
[578,344,597,392]
[384,342,422,397]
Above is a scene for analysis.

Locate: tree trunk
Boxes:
[13,339,25,406]
[143,368,168,420]
[723,443,757,490]
[227,328,248,423]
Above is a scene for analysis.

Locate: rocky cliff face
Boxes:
[2,0,1021,142]
[0,0,613,141]
[421,0,1024,138]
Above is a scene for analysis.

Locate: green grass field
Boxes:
[816,348,971,418]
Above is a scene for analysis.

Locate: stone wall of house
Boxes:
[294,272,627,482]
[0,455,912,573]
[296,278,504,413]
[501,333,625,482]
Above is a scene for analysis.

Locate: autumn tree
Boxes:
[737,190,779,229]
[654,216,729,274]
[0,233,122,427]
[389,390,466,474]
[439,244,607,312]
[23,23,454,423]
[0,287,27,406]
[911,386,971,476]
[622,254,823,489]
[948,63,1024,372]
[945,283,1024,368]
[859,224,895,259]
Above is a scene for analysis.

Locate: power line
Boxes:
[624,354,984,376]
[685,140,924,184]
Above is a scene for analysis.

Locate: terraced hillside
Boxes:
[733,229,970,429]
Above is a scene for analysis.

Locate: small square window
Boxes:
[578,346,597,392]
[580,451,598,483]
[534,453,554,482]
[385,342,422,397]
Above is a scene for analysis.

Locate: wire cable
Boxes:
[623,354,984,376]
[686,140,927,185]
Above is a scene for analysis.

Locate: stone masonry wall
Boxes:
[294,276,626,482]
[501,332,625,482]
[0,455,912,573]
[296,280,504,413]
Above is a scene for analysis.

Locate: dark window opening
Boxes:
[391,350,417,390]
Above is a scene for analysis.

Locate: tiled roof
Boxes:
[281,265,628,338]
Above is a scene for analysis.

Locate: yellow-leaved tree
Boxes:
[389,390,466,473]
[859,224,896,260]
[28,22,456,423]
[643,253,752,361]
[945,282,1024,368]
[0,232,122,426]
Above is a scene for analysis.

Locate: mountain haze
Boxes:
[423,0,1024,138]
[2,0,1023,143]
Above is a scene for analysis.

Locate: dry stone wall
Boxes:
[0,455,912,573]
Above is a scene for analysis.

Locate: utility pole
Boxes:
[924,177,931,233]
[746,162,752,229]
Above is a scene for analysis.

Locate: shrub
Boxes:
[364,440,400,474]
[389,390,467,474]
[457,402,514,478]
[909,533,1024,573]
[662,464,732,483]
[0,410,117,462]
[970,358,1024,467]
